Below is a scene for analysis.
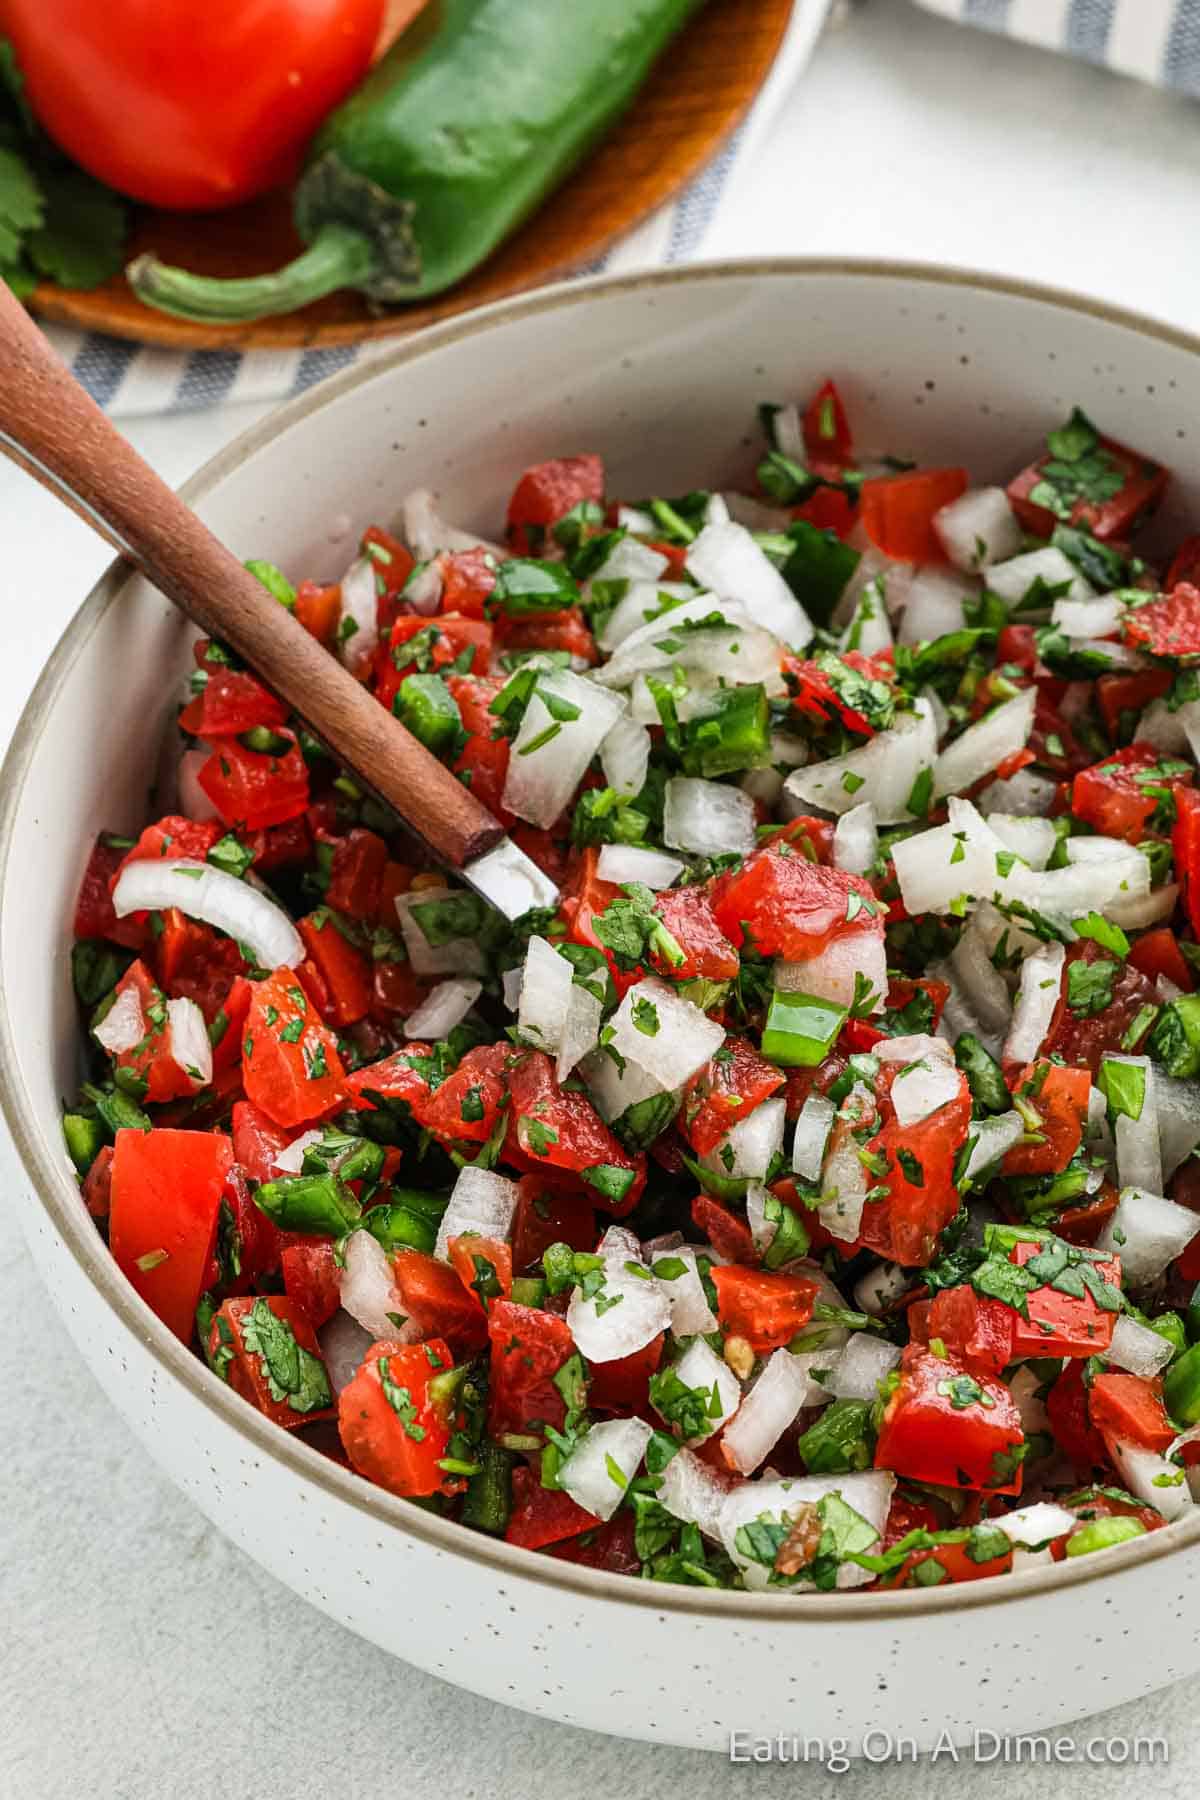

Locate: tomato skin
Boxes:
[4,0,385,210]
[1089,1373,1176,1453]
[792,488,856,536]
[924,1286,1013,1375]
[859,468,969,562]
[505,1464,600,1550]
[111,1127,232,1341]
[281,1239,341,1329]
[856,1065,972,1268]
[413,1043,510,1148]
[588,1334,664,1412]
[390,1250,488,1355]
[502,1049,645,1214]
[294,580,342,646]
[75,836,146,948]
[710,1265,817,1354]
[154,908,245,1023]
[511,1177,595,1275]
[1072,743,1191,844]
[1175,786,1200,940]
[1008,431,1168,541]
[1009,1241,1122,1359]
[376,613,493,711]
[296,913,371,1028]
[1046,1361,1108,1474]
[241,968,346,1129]
[486,1299,575,1438]
[338,1338,457,1499]
[499,608,598,665]
[1096,669,1172,741]
[198,731,309,832]
[682,1037,785,1155]
[1124,582,1200,660]
[447,1234,513,1309]
[549,1512,640,1574]
[179,666,287,738]
[652,884,740,983]
[344,1045,433,1116]
[323,828,388,921]
[445,674,514,824]
[438,548,498,618]
[1040,940,1159,1075]
[1001,1062,1091,1178]
[82,1144,115,1218]
[212,1294,334,1429]
[507,455,605,554]
[690,1193,756,1265]
[874,1348,1025,1495]
[710,843,882,961]
[1128,927,1194,993]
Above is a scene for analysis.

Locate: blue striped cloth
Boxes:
[44,0,832,418]
[914,0,1200,94]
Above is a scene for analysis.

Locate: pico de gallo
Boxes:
[62,385,1200,1593]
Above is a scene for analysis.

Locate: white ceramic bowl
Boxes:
[5,261,1200,1754]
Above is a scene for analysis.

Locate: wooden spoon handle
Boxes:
[0,283,505,870]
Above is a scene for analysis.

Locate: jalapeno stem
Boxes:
[127,225,377,324]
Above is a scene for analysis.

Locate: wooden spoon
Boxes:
[0,281,557,918]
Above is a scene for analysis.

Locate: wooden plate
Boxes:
[26,0,794,352]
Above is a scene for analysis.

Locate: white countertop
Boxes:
[4,3,1200,1793]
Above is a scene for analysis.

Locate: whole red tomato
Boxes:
[1,0,386,210]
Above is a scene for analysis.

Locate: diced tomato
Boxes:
[710,842,883,961]
[241,968,346,1128]
[391,1250,488,1354]
[652,884,740,983]
[1008,427,1168,541]
[376,612,493,712]
[498,607,597,665]
[996,623,1038,675]
[247,816,313,873]
[690,1193,756,1265]
[376,858,415,925]
[759,815,837,865]
[1040,940,1159,1074]
[548,1512,640,1574]
[438,547,498,619]
[682,1037,785,1155]
[856,1063,972,1268]
[413,1043,511,1148]
[874,1347,1025,1495]
[369,960,430,1021]
[209,1293,333,1429]
[323,828,388,921]
[103,959,207,1104]
[1175,785,1200,940]
[179,665,287,738]
[1049,1487,1166,1559]
[859,467,968,563]
[792,488,857,537]
[1089,1372,1176,1453]
[197,731,309,832]
[1002,1062,1091,1178]
[710,1265,817,1354]
[281,1238,341,1329]
[559,846,636,994]
[75,836,144,947]
[1124,584,1200,664]
[1168,537,1200,592]
[110,1126,232,1340]
[782,654,892,739]
[1129,927,1193,992]
[361,525,416,603]
[1096,669,1173,741]
[345,1045,434,1116]
[924,1286,1014,1375]
[296,912,371,1028]
[502,1049,645,1214]
[444,672,513,823]
[1054,1184,1120,1248]
[880,1532,1013,1589]
[116,815,223,876]
[505,1464,600,1549]
[1047,1360,1109,1474]
[293,579,342,645]
[486,1299,576,1439]
[338,1338,457,1498]
[1002,1239,1122,1359]
[511,1177,595,1274]
[507,454,605,554]
[81,1143,114,1218]
[447,1234,513,1311]
[153,908,245,1023]
[882,975,950,1035]
[1072,743,1191,844]
[803,379,854,470]
[588,1334,664,1411]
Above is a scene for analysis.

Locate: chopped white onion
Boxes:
[1008,1365,1051,1438]
[1108,1056,1163,1195]
[593,593,749,689]
[580,1044,676,1128]
[934,486,1023,570]
[793,1093,835,1182]
[889,1055,964,1126]
[994,1502,1078,1550]
[933,688,1036,800]
[896,568,973,645]
[718,1471,895,1592]
[166,995,212,1089]
[112,857,303,970]
[773,931,887,1015]
[558,1418,654,1522]
[599,713,652,797]
[653,1244,719,1337]
[818,1116,872,1245]
[721,1350,810,1474]
[892,797,1015,917]
[596,844,684,889]
[593,535,669,587]
[503,669,626,829]
[1107,1313,1175,1379]
[1003,940,1065,1064]
[875,1032,953,1066]
[702,1096,786,1184]
[403,978,481,1042]
[1106,883,1180,931]
[609,976,725,1090]
[657,1447,731,1538]
[1155,1073,1200,1180]
[825,1333,901,1402]
[94,982,145,1056]
[661,1338,742,1442]
[949,918,1013,1041]
[987,813,1057,871]
[394,887,486,978]
[272,1128,324,1176]
[557,983,603,1083]
[501,966,523,1013]
[177,748,219,822]
[336,555,380,679]
[686,518,814,650]
[987,547,1094,608]
[434,1166,519,1261]
[833,802,878,877]
[853,1262,909,1315]
[663,776,757,856]
[784,699,937,827]
[1106,1438,1193,1522]
[964,1111,1025,1182]
[840,580,894,657]
[318,1309,375,1395]
[1052,592,1125,639]
[567,1250,670,1362]
[517,936,573,1054]
[1135,698,1190,755]
[930,955,1003,1060]
[340,1231,405,1339]
[978,768,1059,817]
[400,488,503,562]
[403,559,443,615]
[1096,1187,1200,1286]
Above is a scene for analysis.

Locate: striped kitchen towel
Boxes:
[43,0,834,419]
[913,0,1200,94]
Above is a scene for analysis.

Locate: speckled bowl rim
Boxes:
[5,257,1200,1624]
